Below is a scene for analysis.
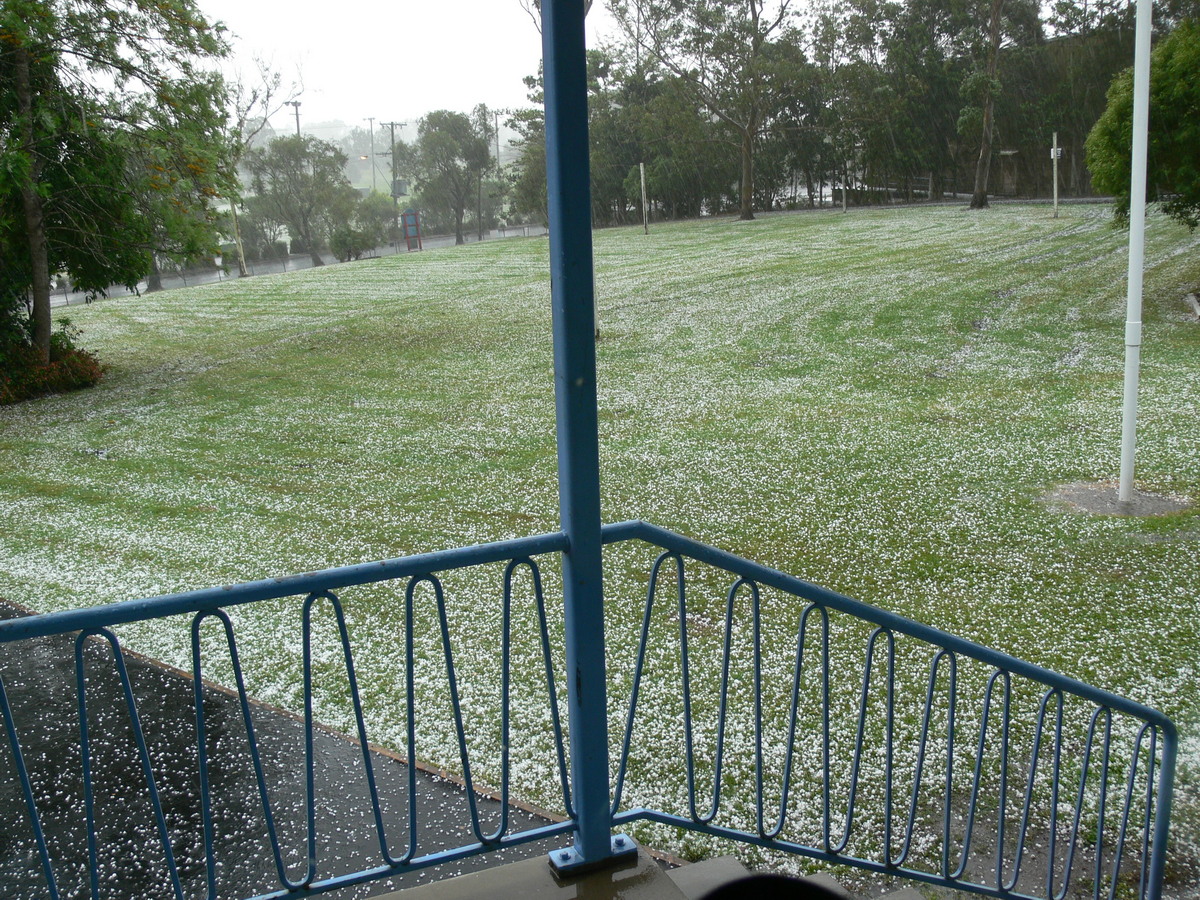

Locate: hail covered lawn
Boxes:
[2,205,1199,886]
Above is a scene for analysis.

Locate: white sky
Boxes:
[197,1,618,138]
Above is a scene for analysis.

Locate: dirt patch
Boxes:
[1044,480,1193,517]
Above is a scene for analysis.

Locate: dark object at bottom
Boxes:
[700,873,843,899]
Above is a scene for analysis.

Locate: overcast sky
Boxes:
[197,1,618,138]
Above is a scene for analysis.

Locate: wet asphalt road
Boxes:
[0,603,561,900]
[50,227,549,310]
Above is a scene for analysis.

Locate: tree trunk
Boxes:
[970,0,1004,210]
[969,99,996,209]
[738,127,755,221]
[147,256,164,291]
[230,201,250,276]
[455,208,465,245]
[14,45,51,364]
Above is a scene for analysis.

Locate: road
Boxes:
[50,226,549,309]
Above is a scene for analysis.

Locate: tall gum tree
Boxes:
[960,0,1041,208]
[611,0,796,220]
[0,0,232,363]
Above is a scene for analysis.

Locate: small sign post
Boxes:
[401,208,422,252]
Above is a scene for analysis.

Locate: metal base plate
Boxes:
[548,834,638,876]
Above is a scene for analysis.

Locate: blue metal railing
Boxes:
[0,531,576,900]
[0,521,1175,900]
[604,522,1176,900]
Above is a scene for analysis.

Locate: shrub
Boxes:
[330,227,371,262]
[0,318,104,405]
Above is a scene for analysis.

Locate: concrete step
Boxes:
[379,848,688,899]
[802,872,855,899]
[667,858,870,899]
[377,847,940,900]
[666,855,748,898]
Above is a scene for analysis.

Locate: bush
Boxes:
[330,227,371,262]
[0,318,104,405]
[1087,19,1200,230]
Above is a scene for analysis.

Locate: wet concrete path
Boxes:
[0,603,561,899]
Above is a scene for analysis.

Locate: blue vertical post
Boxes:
[541,0,630,874]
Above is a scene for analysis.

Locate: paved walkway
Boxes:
[0,602,559,900]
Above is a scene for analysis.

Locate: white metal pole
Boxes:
[640,161,649,234]
[1052,131,1059,219]
[1118,0,1153,503]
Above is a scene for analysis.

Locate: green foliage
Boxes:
[507,83,548,224]
[244,135,354,265]
[610,0,797,220]
[505,0,1147,221]
[0,0,233,360]
[329,227,372,262]
[237,194,288,260]
[355,191,396,248]
[0,319,104,405]
[407,107,493,245]
[1086,19,1200,230]
[586,0,1137,213]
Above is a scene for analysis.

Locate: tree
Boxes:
[244,135,354,266]
[881,0,971,200]
[225,58,302,276]
[408,109,492,245]
[966,0,1005,208]
[627,71,739,219]
[1086,18,1200,230]
[1,0,232,363]
[356,191,396,249]
[470,105,499,241]
[509,104,549,224]
[237,194,288,260]
[611,0,796,220]
[960,0,1041,208]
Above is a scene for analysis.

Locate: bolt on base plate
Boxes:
[548,834,638,876]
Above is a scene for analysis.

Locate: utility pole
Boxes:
[285,100,301,137]
[494,110,501,173]
[382,121,405,240]
[365,117,377,193]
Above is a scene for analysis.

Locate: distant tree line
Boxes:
[505,0,1198,226]
[127,1,1200,275]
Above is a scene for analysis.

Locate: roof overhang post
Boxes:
[541,0,632,875]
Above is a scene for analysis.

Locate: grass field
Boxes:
[2,203,1199,889]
